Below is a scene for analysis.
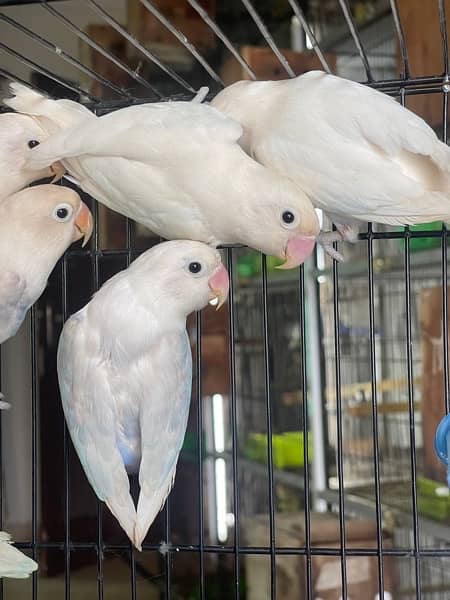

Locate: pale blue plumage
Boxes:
[57,240,228,550]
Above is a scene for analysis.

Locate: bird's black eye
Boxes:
[57,208,69,219]
[28,140,40,149]
[282,210,295,224]
[52,203,73,222]
[189,262,202,274]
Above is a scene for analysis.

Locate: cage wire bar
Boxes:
[0,0,450,599]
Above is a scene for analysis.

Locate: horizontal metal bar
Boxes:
[12,541,450,557]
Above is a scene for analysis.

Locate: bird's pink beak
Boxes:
[74,202,94,247]
[208,263,230,310]
[277,235,316,269]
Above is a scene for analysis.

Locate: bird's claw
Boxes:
[317,230,346,262]
[0,393,10,410]
[321,244,345,263]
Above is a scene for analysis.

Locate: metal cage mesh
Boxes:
[1,0,450,598]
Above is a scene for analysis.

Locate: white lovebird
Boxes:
[20,93,319,267]
[0,111,64,201]
[0,531,37,578]
[211,70,450,257]
[57,240,229,550]
[0,184,93,407]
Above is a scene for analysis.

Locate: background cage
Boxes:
[1,0,450,598]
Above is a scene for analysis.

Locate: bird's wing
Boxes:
[0,271,27,343]
[57,310,136,542]
[134,330,192,550]
[26,102,243,170]
[0,532,37,579]
[252,72,450,223]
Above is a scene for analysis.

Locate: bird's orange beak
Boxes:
[208,263,229,310]
[277,235,316,269]
[74,202,93,247]
[49,161,65,183]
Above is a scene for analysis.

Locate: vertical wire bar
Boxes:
[389,0,410,78]
[87,0,196,94]
[196,311,205,600]
[240,0,295,77]
[400,89,421,599]
[90,194,103,600]
[332,243,348,599]
[226,248,240,599]
[299,266,313,599]
[337,0,373,82]
[404,226,421,599]
[438,0,450,76]
[442,90,449,415]
[164,502,171,599]
[30,305,38,600]
[125,219,137,600]
[40,2,163,100]
[367,223,385,600]
[261,255,276,598]
[61,256,71,600]
[0,14,131,99]
[186,0,257,80]
[138,0,224,86]
[287,0,333,73]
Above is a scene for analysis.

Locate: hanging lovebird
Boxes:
[211,70,450,260]
[0,532,37,578]
[57,240,229,550]
[0,184,93,407]
[13,86,320,267]
[0,111,64,201]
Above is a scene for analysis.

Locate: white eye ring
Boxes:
[52,203,74,223]
[280,209,298,229]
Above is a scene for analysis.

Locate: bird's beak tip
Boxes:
[208,264,230,310]
[280,235,316,269]
[75,202,93,247]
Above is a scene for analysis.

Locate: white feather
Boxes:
[57,240,227,550]
[211,70,450,226]
[24,99,319,258]
[0,532,37,579]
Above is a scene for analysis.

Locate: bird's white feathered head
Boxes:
[0,112,64,200]
[0,184,93,286]
[128,240,229,315]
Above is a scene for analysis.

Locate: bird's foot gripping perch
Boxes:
[317,230,345,263]
[434,414,450,487]
[0,393,10,410]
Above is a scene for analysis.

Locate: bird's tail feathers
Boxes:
[3,82,47,115]
[0,531,38,578]
[105,492,137,547]
[133,470,176,551]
